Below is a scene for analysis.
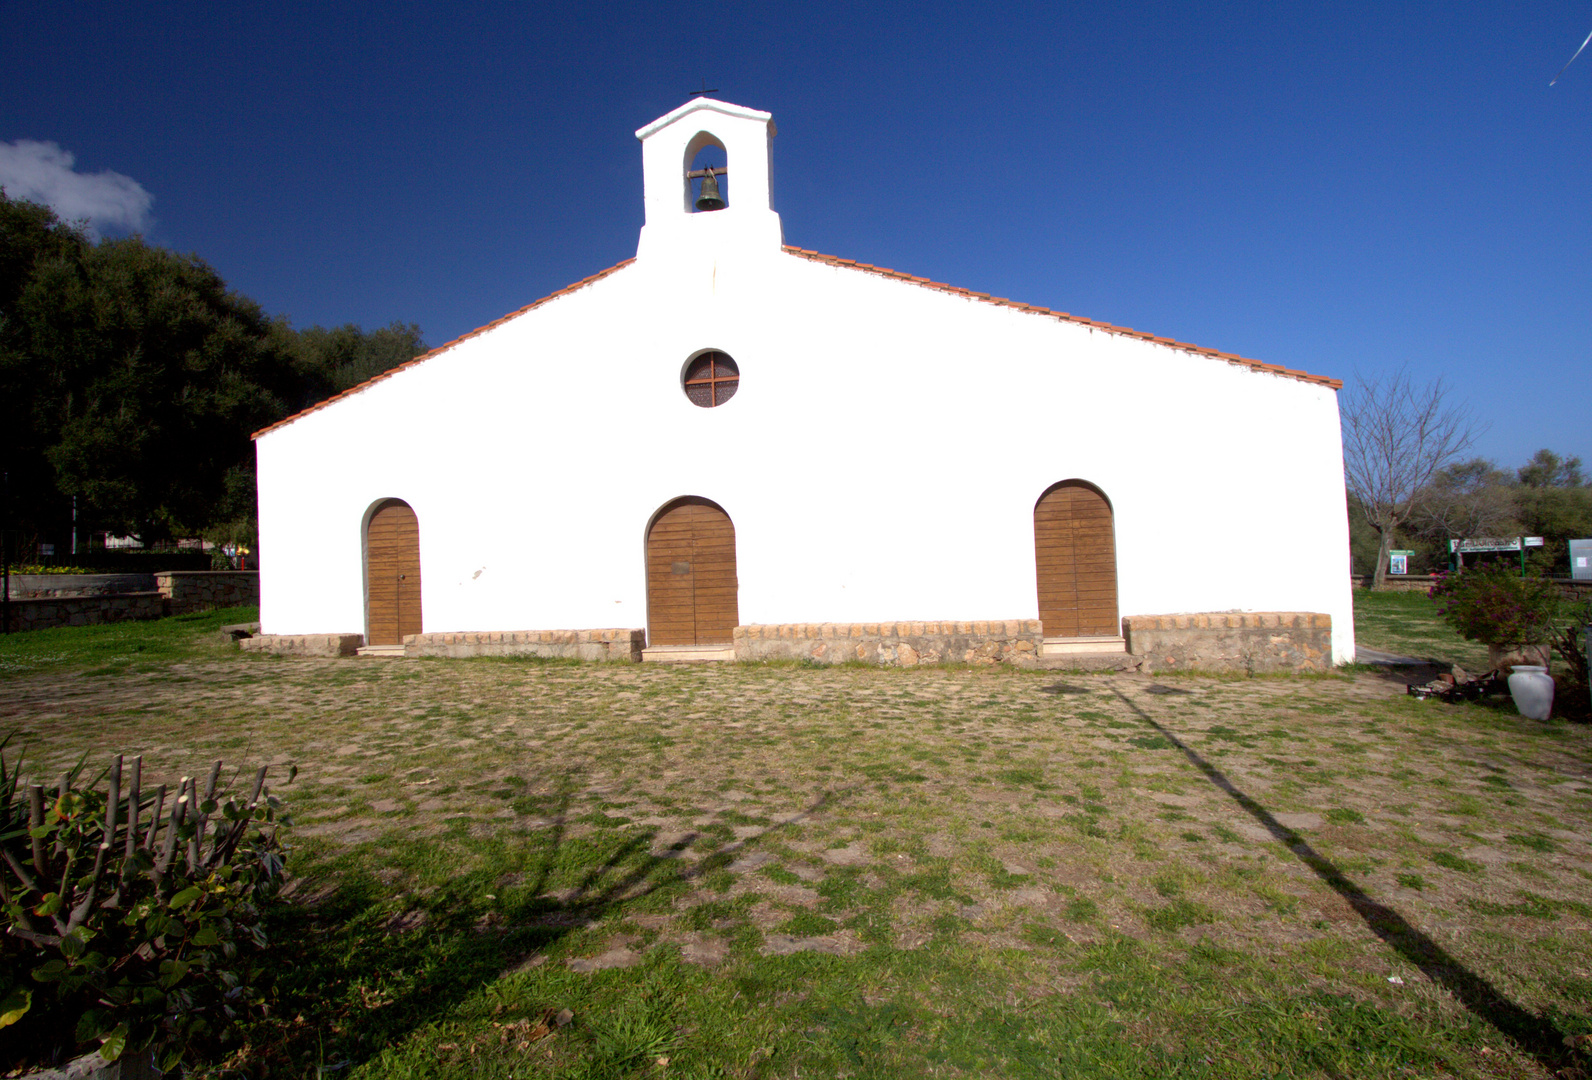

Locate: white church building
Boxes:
[249,98,1354,671]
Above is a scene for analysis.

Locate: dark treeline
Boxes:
[1350,449,1592,576]
[0,193,425,556]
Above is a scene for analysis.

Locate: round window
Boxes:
[683,351,739,408]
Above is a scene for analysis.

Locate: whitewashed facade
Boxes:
[253,98,1356,664]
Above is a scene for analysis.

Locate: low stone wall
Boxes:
[239,633,363,658]
[1353,575,1592,596]
[0,571,257,632]
[154,571,259,614]
[733,620,1044,667]
[1122,612,1333,674]
[1354,575,1437,593]
[5,573,156,599]
[2,592,166,633]
[405,628,645,662]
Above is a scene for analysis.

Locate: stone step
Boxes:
[1041,636,1127,657]
[355,644,406,658]
[217,621,261,645]
[642,644,736,663]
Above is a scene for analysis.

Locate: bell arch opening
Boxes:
[1033,480,1119,639]
[683,131,728,212]
[645,496,739,646]
[363,498,422,646]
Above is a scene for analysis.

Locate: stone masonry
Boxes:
[404,628,645,662]
[154,571,260,615]
[1121,612,1332,674]
[733,620,1044,667]
[5,574,156,599]
[2,592,166,633]
[219,614,1336,672]
[239,634,363,658]
[1,571,259,633]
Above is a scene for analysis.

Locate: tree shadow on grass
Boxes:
[252,779,850,1076]
[1111,687,1585,1078]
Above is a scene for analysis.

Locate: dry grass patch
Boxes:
[2,612,1591,1077]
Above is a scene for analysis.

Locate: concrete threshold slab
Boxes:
[356,644,405,659]
[1041,636,1126,657]
[642,644,735,663]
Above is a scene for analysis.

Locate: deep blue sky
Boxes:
[3,1,1589,469]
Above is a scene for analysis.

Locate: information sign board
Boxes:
[1449,537,1545,553]
[1572,539,1592,582]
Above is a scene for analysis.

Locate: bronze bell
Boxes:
[694,168,725,212]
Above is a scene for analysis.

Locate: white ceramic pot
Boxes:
[1507,665,1555,720]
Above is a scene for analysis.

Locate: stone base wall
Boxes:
[239,633,363,658]
[2,592,166,633]
[5,573,157,599]
[0,571,257,633]
[405,628,645,662]
[1354,575,1436,593]
[1122,612,1332,674]
[733,620,1043,667]
[1353,575,1592,597]
[154,571,259,614]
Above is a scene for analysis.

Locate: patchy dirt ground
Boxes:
[5,653,1592,1077]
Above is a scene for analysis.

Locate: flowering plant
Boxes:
[1428,565,1560,647]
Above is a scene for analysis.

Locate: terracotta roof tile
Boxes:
[251,258,636,440]
[782,246,1342,391]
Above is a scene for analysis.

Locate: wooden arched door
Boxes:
[646,498,738,646]
[1034,481,1118,638]
[365,499,422,645]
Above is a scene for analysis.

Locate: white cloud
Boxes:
[0,139,153,237]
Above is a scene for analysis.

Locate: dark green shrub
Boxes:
[1428,566,1559,647]
[0,743,292,1074]
[1547,601,1591,721]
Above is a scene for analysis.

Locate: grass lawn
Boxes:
[1352,588,1494,672]
[1,604,1590,1078]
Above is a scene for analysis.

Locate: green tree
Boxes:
[10,232,294,541]
[0,191,427,556]
[0,195,91,548]
[1517,448,1585,489]
[1403,458,1520,570]
[1361,449,1592,577]
[286,320,426,409]
[1514,449,1592,575]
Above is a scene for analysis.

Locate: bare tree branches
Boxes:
[1342,368,1481,588]
[1412,459,1520,546]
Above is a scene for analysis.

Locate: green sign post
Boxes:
[1447,537,1545,574]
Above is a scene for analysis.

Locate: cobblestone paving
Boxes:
[5,654,1592,1075]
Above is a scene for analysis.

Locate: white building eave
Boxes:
[635,98,776,140]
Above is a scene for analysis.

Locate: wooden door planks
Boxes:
[646,499,738,646]
[1034,482,1118,637]
[366,501,422,645]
